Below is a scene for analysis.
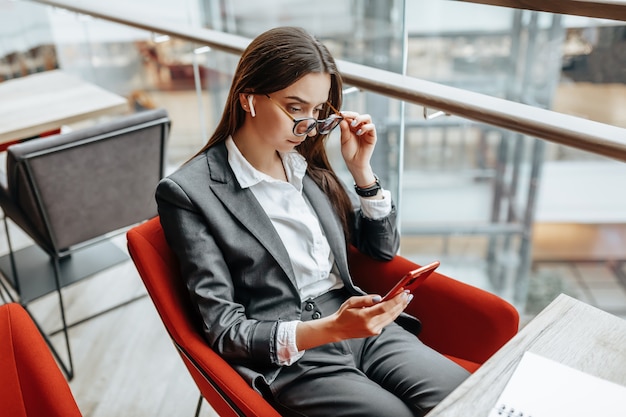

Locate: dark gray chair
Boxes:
[0,108,170,380]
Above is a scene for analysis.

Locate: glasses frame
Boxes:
[265,94,343,137]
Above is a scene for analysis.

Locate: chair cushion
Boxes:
[444,354,481,373]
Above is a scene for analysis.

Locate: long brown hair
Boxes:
[195,26,354,237]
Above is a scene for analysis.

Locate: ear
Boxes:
[238,93,256,117]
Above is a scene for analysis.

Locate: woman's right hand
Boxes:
[295,292,411,351]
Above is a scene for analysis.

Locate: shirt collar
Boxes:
[225,136,308,191]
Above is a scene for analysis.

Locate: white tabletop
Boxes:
[0,70,128,143]
[428,293,626,416]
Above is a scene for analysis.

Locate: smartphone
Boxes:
[382,261,440,301]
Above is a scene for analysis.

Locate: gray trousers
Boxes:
[266,289,470,417]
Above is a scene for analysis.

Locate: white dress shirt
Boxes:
[225,136,391,365]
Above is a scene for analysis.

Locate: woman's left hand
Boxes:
[339,111,377,186]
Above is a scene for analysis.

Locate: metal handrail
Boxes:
[462,0,626,22]
[30,0,626,162]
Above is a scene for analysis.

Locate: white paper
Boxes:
[488,351,626,417]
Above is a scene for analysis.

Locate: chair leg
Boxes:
[194,394,203,417]
[1,217,146,380]
[49,257,75,380]
[0,278,10,303]
[24,304,75,380]
[48,292,148,337]
[1,218,74,380]
[0,257,16,305]
[2,217,21,295]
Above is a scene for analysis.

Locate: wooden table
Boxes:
[428,294,626,416]
[0,70,128,144]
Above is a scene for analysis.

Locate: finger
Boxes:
[354,122,376,137]
[339,110,360,120]
[407,293,414,305]
[373,291,409,314]
[399,292,414,308]
[340,112,372,128]
[338,119,354,138]
[368,303,406,331]
[387,290,411,307]
[343,295,381,309]
[381,294,412,320]
[349,116,372,131]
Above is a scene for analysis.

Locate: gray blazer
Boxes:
[156,142,412,387]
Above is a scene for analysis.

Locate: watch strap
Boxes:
[354,175,381,197]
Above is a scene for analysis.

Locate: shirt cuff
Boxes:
[276,320,305,366]
[359,188,392,220]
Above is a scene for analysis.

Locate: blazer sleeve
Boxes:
[350,199,401,261]
[156,177,280,367]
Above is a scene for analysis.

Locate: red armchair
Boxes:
[0,303,82,417]
[127,217,518,417]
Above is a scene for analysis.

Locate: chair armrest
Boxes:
[347,246,519,365]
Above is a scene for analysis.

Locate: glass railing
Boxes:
[2,0,625,312]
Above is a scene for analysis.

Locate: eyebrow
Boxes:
[284,95,326,107]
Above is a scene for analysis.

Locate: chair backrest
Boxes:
[0,303,82,417]
[5,109,170,253]
[126,217,281,417]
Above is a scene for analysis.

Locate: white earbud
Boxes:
[247,95,256,117]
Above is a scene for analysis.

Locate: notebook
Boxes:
[488,351,626,417]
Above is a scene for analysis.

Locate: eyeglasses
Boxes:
[265,94,343,137]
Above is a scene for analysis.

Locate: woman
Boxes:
[156,26,468,417]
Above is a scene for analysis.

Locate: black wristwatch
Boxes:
[354,175,381,197]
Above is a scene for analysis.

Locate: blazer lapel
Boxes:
[205,144,297,283]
